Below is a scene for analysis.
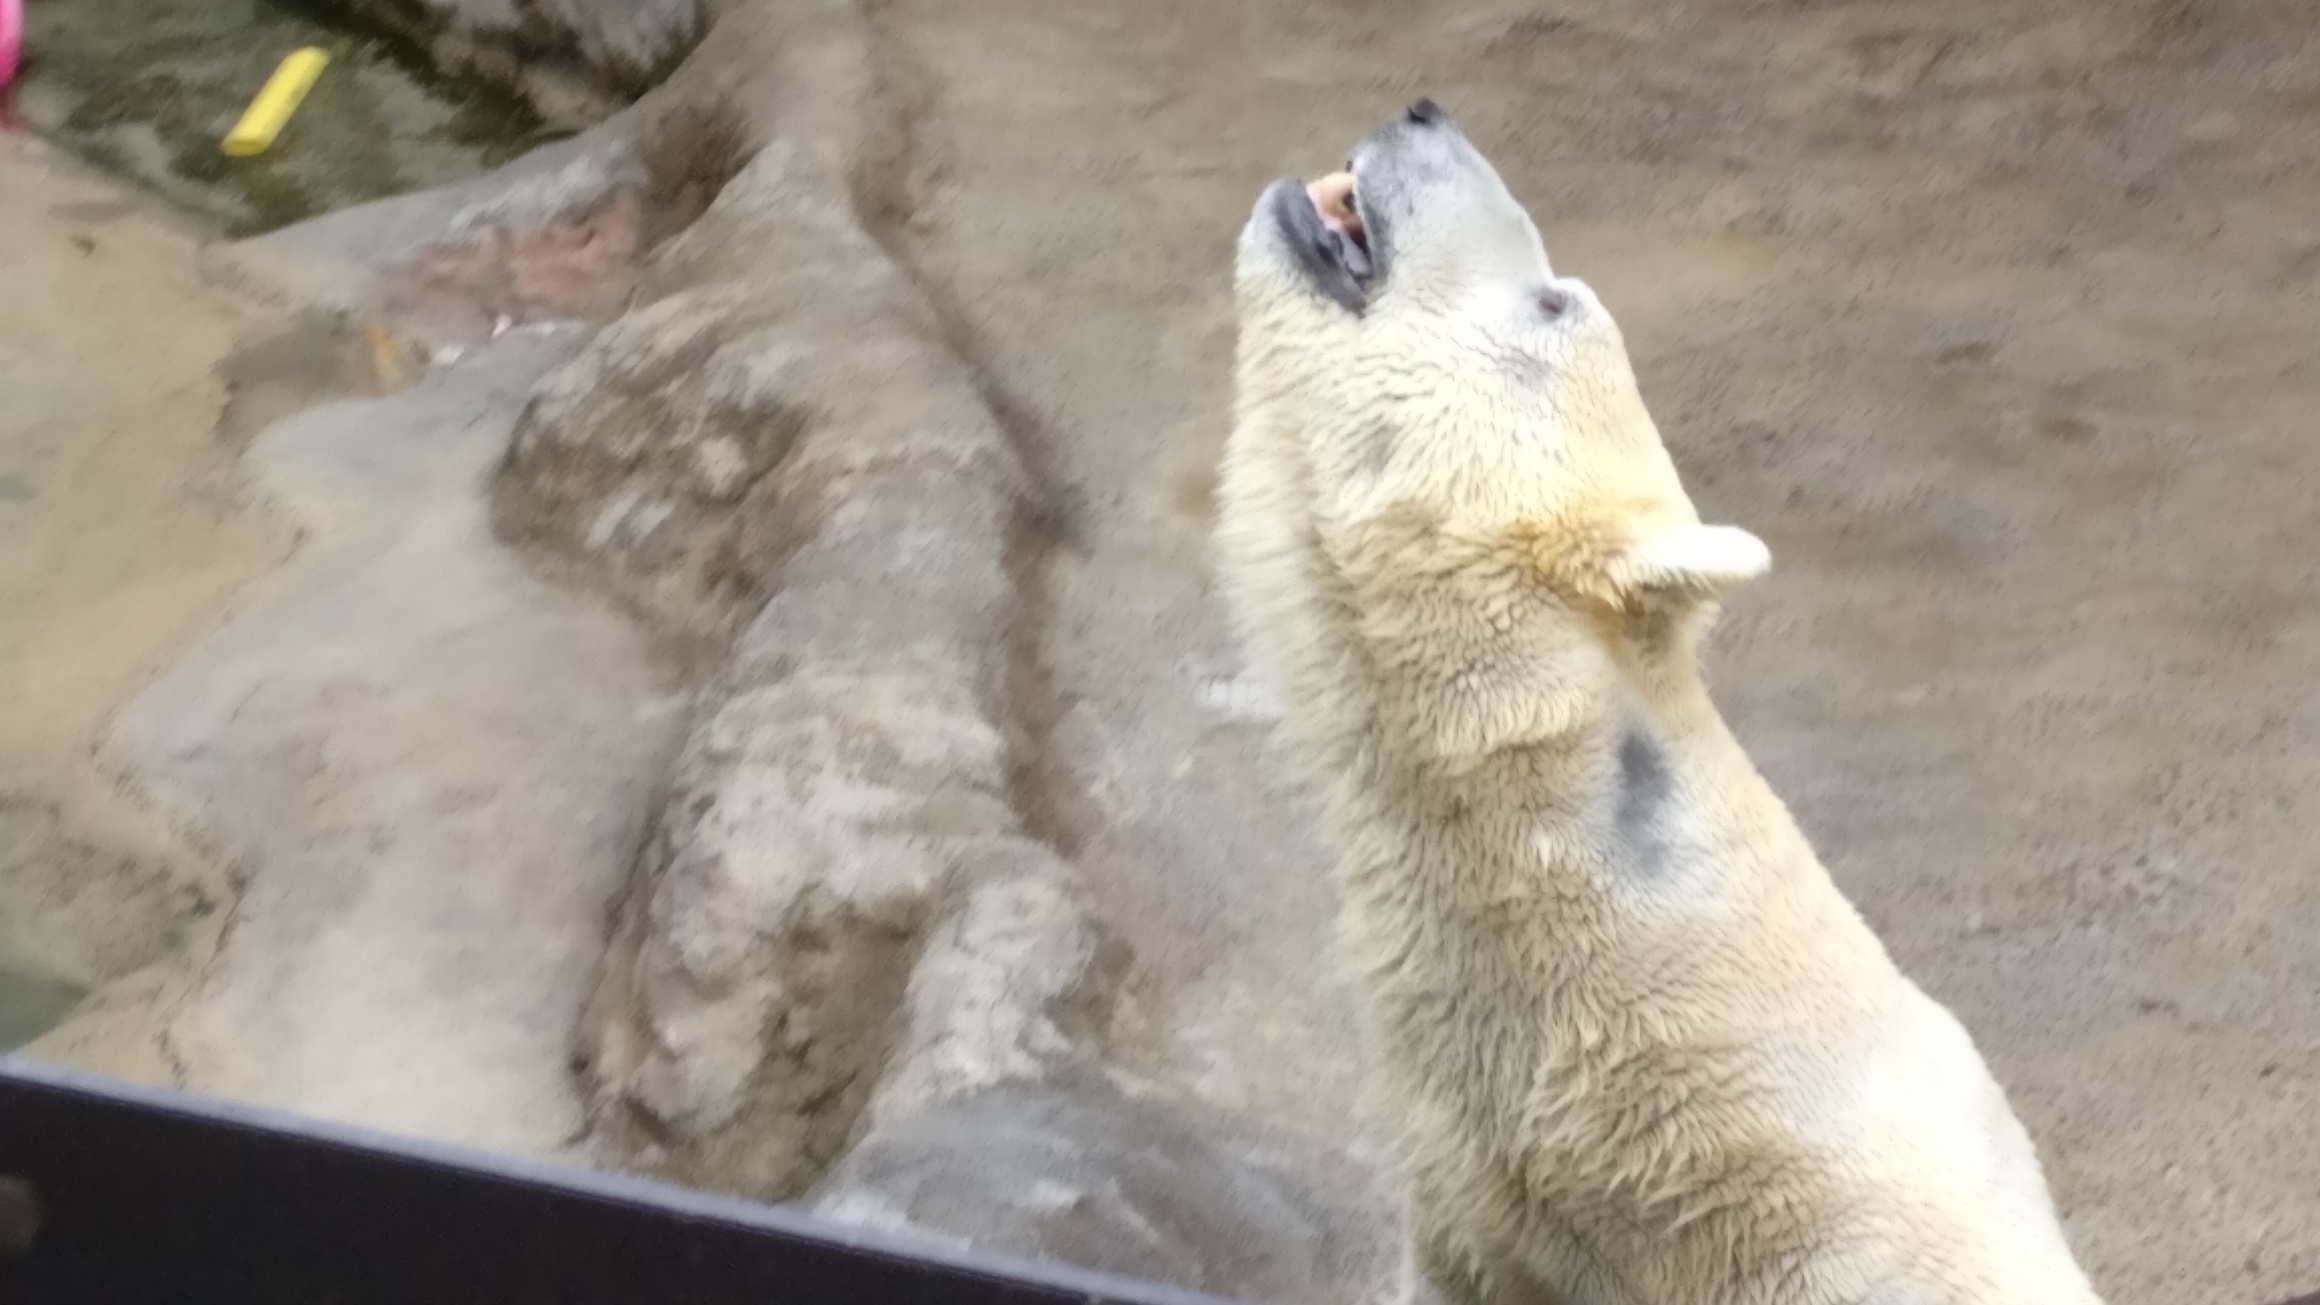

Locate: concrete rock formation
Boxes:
[811,1082,1366,1301]
[309,0,708,122]
[76,0,1388,1299]
[102,333,685,1156]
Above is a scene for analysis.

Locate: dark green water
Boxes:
[11,0,566,234]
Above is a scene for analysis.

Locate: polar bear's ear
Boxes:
[1608,523,1770,599]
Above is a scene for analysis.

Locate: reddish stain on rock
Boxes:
[392,189,643,340]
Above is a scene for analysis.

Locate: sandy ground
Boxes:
[0,135,289,1061]
[871,1,2320,1301]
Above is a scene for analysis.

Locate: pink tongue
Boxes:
[1305,172,1370,277]
[1306,171,1362,239]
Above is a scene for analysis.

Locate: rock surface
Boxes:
[104,333,686,1155]
[77,0,1391,1294]
[309,0,707,122]
[811,1082,1373,1302]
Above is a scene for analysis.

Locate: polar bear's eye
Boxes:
[1538,286,1572,321]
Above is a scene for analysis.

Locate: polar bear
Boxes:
[1214,101,2107,1305]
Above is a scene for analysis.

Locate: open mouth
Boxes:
[1268,164,1376,313]
[1306,169,1373,284]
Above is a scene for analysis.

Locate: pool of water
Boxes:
[9,0,567,234]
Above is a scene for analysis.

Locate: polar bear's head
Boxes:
[1233,101,1768,615]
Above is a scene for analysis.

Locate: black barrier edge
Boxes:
[0,1055,1251,1305]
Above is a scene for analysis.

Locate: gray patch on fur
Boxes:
[1357,417,1400,473]
[1613,726,1675,880]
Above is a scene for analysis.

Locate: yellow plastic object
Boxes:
[221,48,330,157]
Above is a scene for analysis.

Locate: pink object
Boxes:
[0,0,20,89]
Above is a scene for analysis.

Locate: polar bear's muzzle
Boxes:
[1261,99,1480,315]
[1263,171,1375,314]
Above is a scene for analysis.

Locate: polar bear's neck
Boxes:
[1273,514,1737,900]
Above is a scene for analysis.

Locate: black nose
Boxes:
[1406,98,1446,126]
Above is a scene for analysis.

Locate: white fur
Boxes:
[1215,112,2105,1305]
[1615,524,1771,593]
